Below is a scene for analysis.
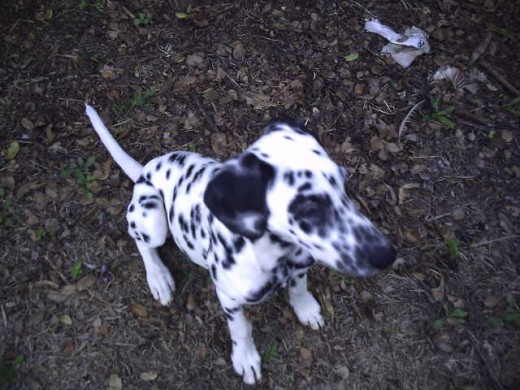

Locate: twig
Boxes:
[479,61,520,97]
[121,5,136,19]
[190,91,218,133]
[469,235,519,248]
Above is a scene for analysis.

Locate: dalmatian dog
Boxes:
[85,104,396,384]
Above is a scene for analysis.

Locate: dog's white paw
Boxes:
[231,340,262,385]
[290,292,325,330]
[146,264,175,305]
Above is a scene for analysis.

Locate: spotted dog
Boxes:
[85,104,396,384]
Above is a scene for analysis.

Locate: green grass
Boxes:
[113,88,157,117]
[60,156,97,200]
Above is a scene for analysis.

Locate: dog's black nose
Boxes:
[367,244,396,270]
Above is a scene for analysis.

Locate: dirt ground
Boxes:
[1,0,519,389]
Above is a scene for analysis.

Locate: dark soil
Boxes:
[1,1,519,389]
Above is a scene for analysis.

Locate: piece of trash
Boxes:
[365,19,430,68]
[433,65,483,94]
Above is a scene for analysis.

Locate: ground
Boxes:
[0,1,519,389]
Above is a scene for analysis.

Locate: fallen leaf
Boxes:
[63,339,75,356]
[21,117,34,130]
[186,53,204,67]
[130,303,148,318]
[344,53,359,62]
[186,293,197,311]
[76,274,97,291]
[59,314,73,326]
[299,347,313,367]
[100,65,117,79]
[210,132,228,156]
[140,371,158,381]
[107,373,122,390]
[432,333,454,353]
[232,41,246,60]
[6,141,20,160]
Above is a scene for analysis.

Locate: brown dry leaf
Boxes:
[398,183,421,204]
[501,130,513,143]
[63,339,75,356]
[186,52,205,67]
[196,347,208,361]
[140,371,158,381]
[29,311,45,326]
[93,159,113,180]
[107,374,122,390]
[100,65,117,79]
[21,117,34,130]
[299,348,313,368]
[483,296,501,308]
[76,274,96,291]
[210,132,228,156]
[130,303,148,318]
[232,41,246,60]
[385,142,402,154]
[431,278,445,302]
[186,293,197,311]
[433,333,454,353]
[93,318,110,337]
[16,181,43,197]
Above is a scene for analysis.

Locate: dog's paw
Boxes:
[146,264,175,305]
[290,292,325,330]
[231,341,262,385]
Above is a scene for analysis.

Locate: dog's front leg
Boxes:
[135,241,175,305]
[217,290,261,384]
[289,270,324,330]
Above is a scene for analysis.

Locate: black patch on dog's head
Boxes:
[204,153,274,239]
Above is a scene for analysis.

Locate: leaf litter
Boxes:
[0,1,519,389]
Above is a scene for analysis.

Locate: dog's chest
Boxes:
[207,232,296,304]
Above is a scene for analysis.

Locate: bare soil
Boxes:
[1,1,519,389]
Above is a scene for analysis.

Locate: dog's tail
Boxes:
[85,103,143,182]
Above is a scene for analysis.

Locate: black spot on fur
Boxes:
[260,152,269,159]
[142,233,150,243]
[166,169,171,179]
[185,164,195,180]
[130,222,136,228]
[178,214,189,233]
[233,236,246,253]
[177,155,186,167]
[156,162,162,171]
[128,204,135,212]
[146,172,151,180]
[143,202,158,209]
[169,206,174,223]
[284,135,294,141]
[211,264,218,281]
[284,171,295,185]
[269,233,291,248]
[136,176,146,184]
[159,189,164,199]
[297,182,312,192]
[312,149,323,156]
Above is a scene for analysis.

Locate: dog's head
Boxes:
[204,119,395,277]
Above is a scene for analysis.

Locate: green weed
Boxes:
[134,12,152,27]
[444,239,460,260]
[61,156,97,200]
[263,342,278,362]
[488,301,520,326]
[0,355,23,387]
[70,261,83,279]
[423,95,456,129]
[113,88,157,117]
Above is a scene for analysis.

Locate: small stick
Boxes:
[190,91,218,133]
[479,61,520,97]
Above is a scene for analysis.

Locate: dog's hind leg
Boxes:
[128,183,174,305]
[135,241,175,305]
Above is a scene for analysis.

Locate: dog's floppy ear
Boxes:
[204,153,274,239]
